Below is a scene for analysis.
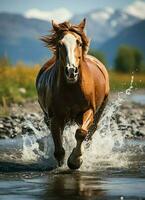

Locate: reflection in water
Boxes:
[42,170,145,200]
[43,171,107,200]
[1,138,145,200]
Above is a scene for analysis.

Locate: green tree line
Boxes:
[89,45,145,73]
[114,45,145,73]
[1,45,145,73]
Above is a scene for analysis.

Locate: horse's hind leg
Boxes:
[68,109,94,169]
[50,117,65,167]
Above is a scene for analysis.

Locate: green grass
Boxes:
[109,71,145,91]
[0,62,40,105]
[0,62,145,108]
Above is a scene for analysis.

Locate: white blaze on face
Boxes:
[62,33,76,67]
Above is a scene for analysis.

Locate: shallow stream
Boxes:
[0,77,145,200]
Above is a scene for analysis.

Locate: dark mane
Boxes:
[41,21,90,56]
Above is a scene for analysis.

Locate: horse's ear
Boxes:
[78,18,86,31]
[52,20,59,31]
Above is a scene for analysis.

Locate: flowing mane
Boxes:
[41,21,90,56]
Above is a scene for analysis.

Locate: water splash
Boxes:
[8,75,136,170]
[80,75,134,171]
[21,119,54,163]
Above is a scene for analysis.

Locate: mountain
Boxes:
[0,1,144,64]
[72,8,139,47]
[0,13,51,64]
[99,20,145,66]
[125,0,145,19]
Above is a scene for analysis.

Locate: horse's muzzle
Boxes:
[65,66,79,83]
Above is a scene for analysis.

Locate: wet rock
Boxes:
[139,121,145,126]
[134,130,144,137]
[0,124,4,128]
[0,111,42,138]
[13,126,21,134]
[0,100,144,139]
[112,102,145,139]
[22,125,35,135]
[0,128,11,139]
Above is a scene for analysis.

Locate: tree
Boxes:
[115,45,135,73]
[88,49,107,66]
[114,45,144,73]
[133,48,144,72]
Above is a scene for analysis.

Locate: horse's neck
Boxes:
[56,60,67,87]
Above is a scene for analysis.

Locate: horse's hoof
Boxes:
[58,159,64,167]
[54,148,65,167]
[67,157,83,170]
[58,161,63,167]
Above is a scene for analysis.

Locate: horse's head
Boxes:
[41,19,89,84]
[53,19,86,83]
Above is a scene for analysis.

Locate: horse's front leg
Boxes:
[68,109,93,169]
[50,117,65,167]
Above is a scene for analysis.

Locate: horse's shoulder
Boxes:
[84,55,110,94]
[84,55,108,77]
[85,55,104,69]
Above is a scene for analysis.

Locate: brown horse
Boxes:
[36,19,109,169]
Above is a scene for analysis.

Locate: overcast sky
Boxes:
[0,0,142,14]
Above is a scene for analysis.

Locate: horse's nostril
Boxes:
[74,67,78,73]
[65,67,69,76]
[65,67,78,79]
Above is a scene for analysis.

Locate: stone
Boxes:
[0,124,4,128]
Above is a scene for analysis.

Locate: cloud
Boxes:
[125,0,145,19]
[25,8,73,23]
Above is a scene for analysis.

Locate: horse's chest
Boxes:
[54,91,88,118]
[67,104,82,115]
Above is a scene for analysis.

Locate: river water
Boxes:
[1,136,145,200]
[0,138,145,200]
[0,79,145,200]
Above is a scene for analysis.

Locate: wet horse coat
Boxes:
[36,19,109,169]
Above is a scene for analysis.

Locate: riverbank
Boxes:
[0,98,145,139]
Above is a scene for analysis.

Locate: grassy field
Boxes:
[109,71,145,91]
[0,62,145,110]
[0,62,40,105]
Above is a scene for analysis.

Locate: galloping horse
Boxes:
[36,19,109,169]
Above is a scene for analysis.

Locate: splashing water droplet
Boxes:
[19,75,135,170]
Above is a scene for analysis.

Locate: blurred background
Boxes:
[0,0,145,112]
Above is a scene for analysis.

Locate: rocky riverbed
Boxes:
[0,99,145,139]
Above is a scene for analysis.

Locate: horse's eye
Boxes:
[77,40,82,47]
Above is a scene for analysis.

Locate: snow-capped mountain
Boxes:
[89,7,114,22]
[99,19,145,66]
[0,0,144,64]
[72,3,141,46]
[24,0,144,46]
[125,0,145,19]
